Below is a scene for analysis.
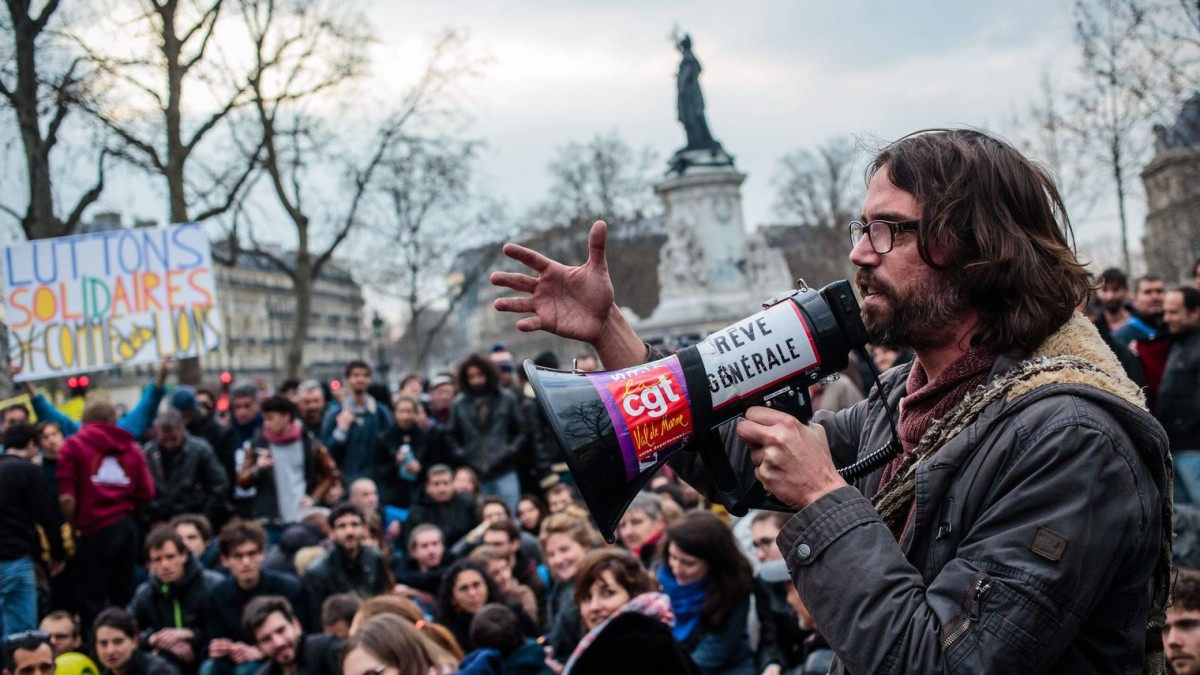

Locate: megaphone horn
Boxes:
[524,280,869,544]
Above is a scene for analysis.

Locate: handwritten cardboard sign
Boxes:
[2,223,223,382]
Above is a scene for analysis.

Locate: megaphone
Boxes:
[525,279,872,543]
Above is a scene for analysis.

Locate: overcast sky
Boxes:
[359,0,1131,243]
[66,0,1153,263]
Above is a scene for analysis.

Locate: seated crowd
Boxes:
[3,338,1115,675]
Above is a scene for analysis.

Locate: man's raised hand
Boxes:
[492,220,616,343]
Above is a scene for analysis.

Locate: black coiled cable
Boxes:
[834,345,903,483]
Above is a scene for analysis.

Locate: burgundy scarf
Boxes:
[876,346,997,536]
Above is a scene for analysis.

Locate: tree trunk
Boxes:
[286,255,313,382]
[8,3,64,240]
[1109,129,1132,273]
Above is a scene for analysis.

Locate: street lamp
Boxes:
[372,312,389,384]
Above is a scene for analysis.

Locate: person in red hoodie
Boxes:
[56,399,155,634]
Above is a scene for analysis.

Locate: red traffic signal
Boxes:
[330,380,341,392]
[220,371,232,384]
[78,375,89,388]
[67,377,78,388]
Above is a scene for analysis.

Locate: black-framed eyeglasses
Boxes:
[848,219,920,254]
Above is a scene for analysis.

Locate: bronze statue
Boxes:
[676,34,719,151]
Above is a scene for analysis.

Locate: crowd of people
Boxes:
[3,127,1200,675]
[0,344,875,675]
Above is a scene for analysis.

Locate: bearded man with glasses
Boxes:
[492,128,1171,674]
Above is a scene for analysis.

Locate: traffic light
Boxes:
[66,375,90,397]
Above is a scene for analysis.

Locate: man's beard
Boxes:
[856,268,968,351]
[1101,297,1125,313]
[271,644,296,666]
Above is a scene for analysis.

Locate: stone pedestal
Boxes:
[634,151,772,336]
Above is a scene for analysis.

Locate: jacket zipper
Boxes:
[934,498,953,569]
[943,577,992,652]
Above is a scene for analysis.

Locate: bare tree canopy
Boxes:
[530,131,660,230]
[234,4,484,380]
[357,136,511,373]
[0,0,106,239]
[772,136,860,230]
[76,0,259,224]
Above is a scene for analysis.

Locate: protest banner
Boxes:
[2,222,223,382]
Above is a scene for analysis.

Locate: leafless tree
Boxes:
[78,0,258,226]
[1121,0,1200,106]
[1071,0,1160,272]
[529,131,660,231]
[773,136,861,231]
[768,136,861,286]
[0,0,106,239]
[237,1,481,381]
[360,137,511,373]
[1010,73,1102,228]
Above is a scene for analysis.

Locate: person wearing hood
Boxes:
[57,399,155,635]
[13,360,171,443]
[127,526,224,672]
[170,387,239,492]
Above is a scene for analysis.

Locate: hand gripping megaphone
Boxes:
[525,280,882,543]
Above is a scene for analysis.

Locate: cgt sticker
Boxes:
[589,357,694,479]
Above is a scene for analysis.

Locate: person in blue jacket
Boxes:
[12,359,171,441]
[321,360,393,484]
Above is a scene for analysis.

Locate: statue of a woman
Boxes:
[676,35,718,151]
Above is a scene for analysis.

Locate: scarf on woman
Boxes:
[657,563,705,642]
[563,592,675,673]
[263,420,303,445]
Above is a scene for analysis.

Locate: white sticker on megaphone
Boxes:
[696,300,821,410]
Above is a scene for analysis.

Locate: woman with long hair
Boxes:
[562,549,698,675]
[658,512,754,675]
[516,494,548,538]
[341,614,453,675]
[437,560,537,652]
[350,595,464,662]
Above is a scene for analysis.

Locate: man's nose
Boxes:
[849,233,879,268]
